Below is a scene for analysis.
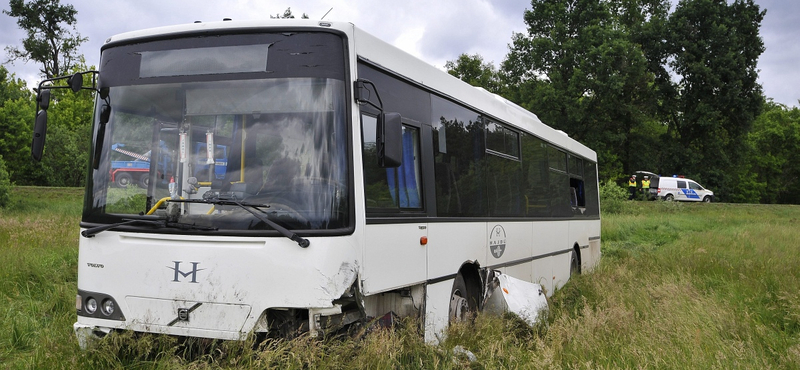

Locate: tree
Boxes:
[3,0,87,78]
[271,7,309,19]
[502,0,670,181]
[38,60,95,187]
[746,101,800,204]
[0,155,11,207]
[665,0,765,200]
[0,65,29,102]
[0,65,41,185]
[0,61,94,187]
[444,53,502,94]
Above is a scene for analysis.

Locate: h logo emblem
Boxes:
[169,261,204,283]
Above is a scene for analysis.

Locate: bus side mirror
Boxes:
[99,103,111,124]
[68,72,83,93]
[31,89,51,161]
[377,112,402,168]
[91,105,111,169]
[31,110,48,161]
[37,89,51,111]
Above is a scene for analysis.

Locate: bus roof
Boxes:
[104,19,596,162]
[352,26,596,161]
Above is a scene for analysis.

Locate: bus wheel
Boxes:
[570,249,580,277]
[449,274,473,322]
[115,173,132,188]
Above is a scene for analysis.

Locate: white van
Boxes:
[656,177,714,202]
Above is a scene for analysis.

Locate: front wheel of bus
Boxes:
[449,274,473,322]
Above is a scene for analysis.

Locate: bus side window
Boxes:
[361,114,422,211]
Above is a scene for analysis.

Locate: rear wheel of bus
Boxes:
[570,249,581,277]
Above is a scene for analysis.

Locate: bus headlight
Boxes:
[85,297,98,314]
[101,299,115,316]
[77,290,125,321]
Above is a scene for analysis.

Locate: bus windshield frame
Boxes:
[81,31,353,236]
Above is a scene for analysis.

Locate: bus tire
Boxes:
[449,274,474,322]
[115,173,132,188]
[570,249,580,277]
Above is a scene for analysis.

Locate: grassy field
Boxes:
[1,187,799,369]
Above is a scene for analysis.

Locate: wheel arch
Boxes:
[572,243,582,275]
[454,261,483,309]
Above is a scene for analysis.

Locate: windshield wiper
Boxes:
[171,198,310,248]
[81,218,217,238]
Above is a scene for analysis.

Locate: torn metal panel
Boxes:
[318,261,359,302]
[482,271,548,327]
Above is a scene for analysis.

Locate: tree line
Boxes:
[1,0,798,204]
[0,0,89,197]
[447,0,799,204]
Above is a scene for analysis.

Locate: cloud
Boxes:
[418,0,524,67]
[755,0,800,106]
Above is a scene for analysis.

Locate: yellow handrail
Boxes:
[145,196,184,215]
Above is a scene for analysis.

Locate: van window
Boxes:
[677,180,686,189]
[689,181,703,190]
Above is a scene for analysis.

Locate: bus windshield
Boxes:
[83,32,350,233]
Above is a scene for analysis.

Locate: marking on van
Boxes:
[680,189,700,199]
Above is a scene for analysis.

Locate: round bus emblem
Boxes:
[489,225,506,258]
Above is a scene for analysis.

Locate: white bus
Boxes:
[32,19,600,346]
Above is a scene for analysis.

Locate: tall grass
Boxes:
[0,187,82,368]
[1,188,799,368]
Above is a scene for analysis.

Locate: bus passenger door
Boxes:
[360,115,428,293]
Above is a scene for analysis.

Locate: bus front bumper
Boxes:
[74,322,112,349]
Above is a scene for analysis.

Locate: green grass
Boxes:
[0,187,82,369]
[1,189,799,369]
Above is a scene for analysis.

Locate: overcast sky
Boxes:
[1,0,797,107]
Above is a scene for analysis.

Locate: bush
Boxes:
[0,155,11,208]
[599,180,628,214]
